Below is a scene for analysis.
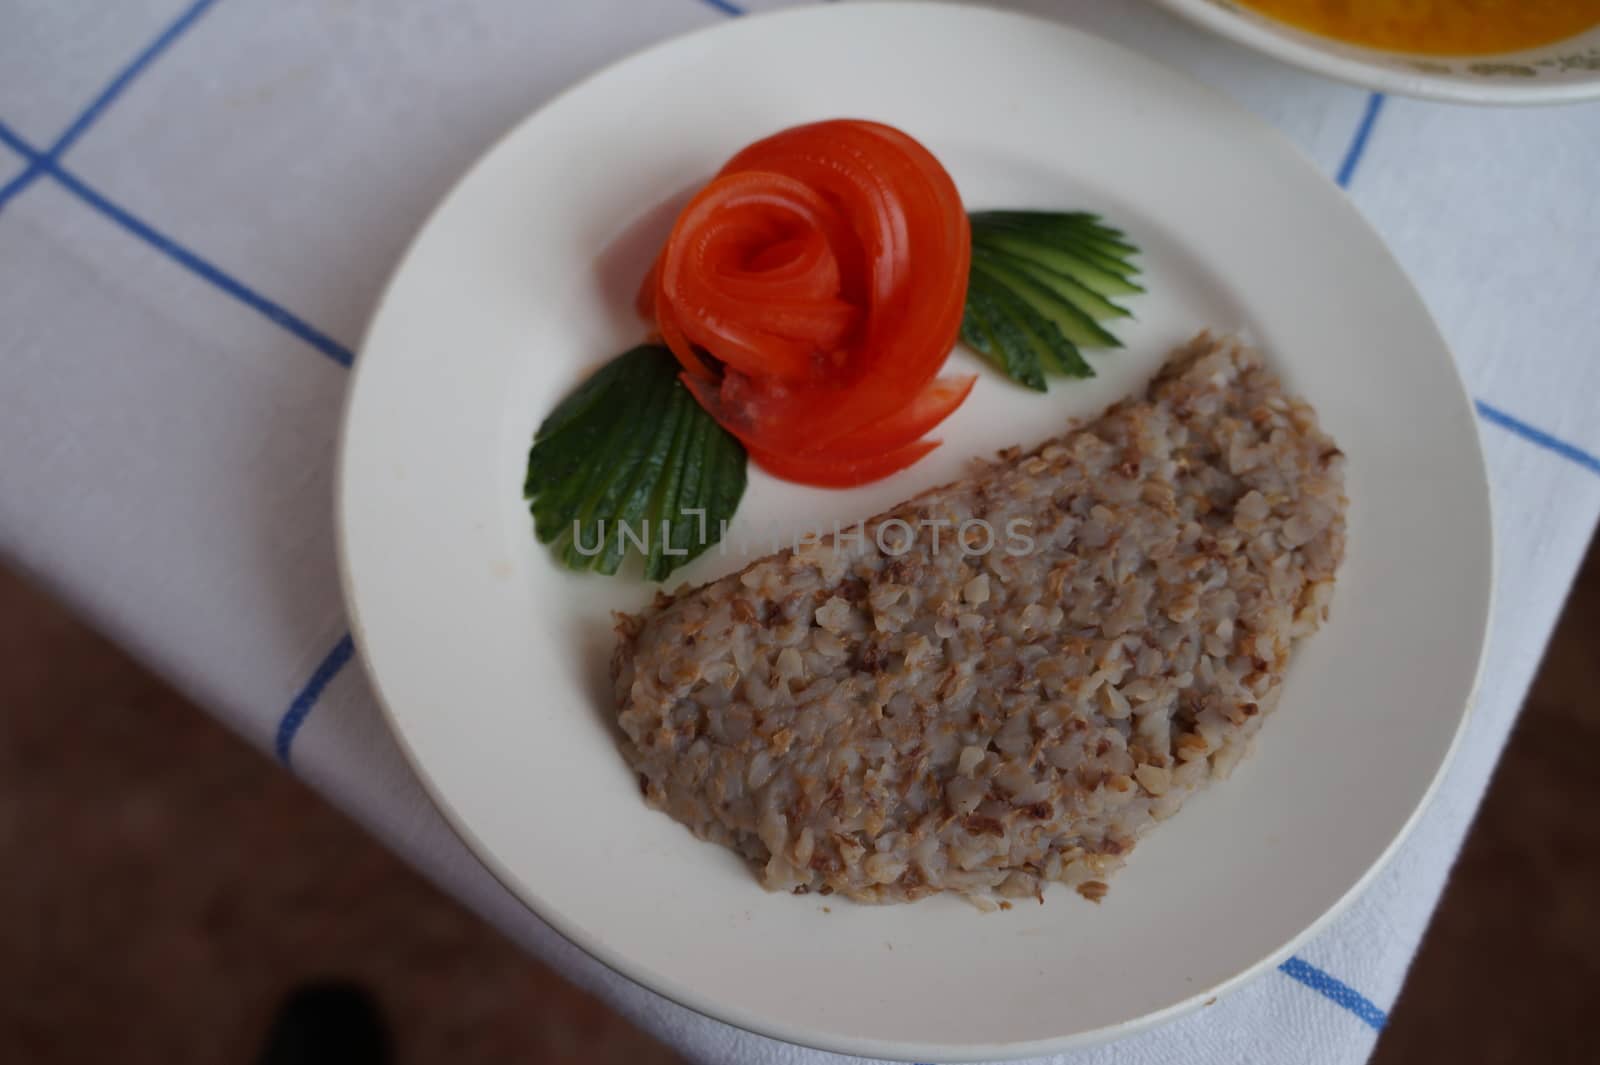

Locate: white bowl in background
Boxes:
[1151,0,1600,104]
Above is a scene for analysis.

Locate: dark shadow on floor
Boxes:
[0,564,685,1065]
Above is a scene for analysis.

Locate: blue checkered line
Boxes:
[275,634,356,766]
[1279,957,1388,1030]
[694,0,839,15]
[1476,400,1600,475]
[0,128,354,368]
[0,0,222,210]
[1336,93,1387,189]
[3,3,1594,1043]
[0,3,353,366]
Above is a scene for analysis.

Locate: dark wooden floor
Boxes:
[2,536,1595,1063]
[1370,537,1600,1065]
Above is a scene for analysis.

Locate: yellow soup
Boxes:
[1235,0,1600,55]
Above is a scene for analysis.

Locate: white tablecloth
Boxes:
[3,1,1597,1062]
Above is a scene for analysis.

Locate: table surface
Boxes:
[2,2,1597,1064]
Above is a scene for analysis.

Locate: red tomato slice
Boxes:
[647,119,973,486]
[656,170,856,383]
[748,437,941,489]
[685,371,974,462]
[807,373,975,460]
[703,121,971,452]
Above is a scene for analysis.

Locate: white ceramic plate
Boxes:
[338,4,1492,1060]
[1151,0,1600,105]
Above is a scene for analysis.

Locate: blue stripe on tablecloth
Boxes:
[0,0,220,213]
[275,634,356,765]
[697,0,747,16]
[0,133,42,212]
[48,0,222,160]
[1335,92,1386,189]
[1279,957,1388,1030]
[0,121,354,367]
[48,160,357,367]
[1477,400,1600,476]
[0,120,34,161]
[1325,94,1600,482]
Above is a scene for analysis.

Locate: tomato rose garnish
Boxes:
[644,119,972,486]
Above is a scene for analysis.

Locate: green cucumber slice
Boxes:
[972,224,1142,277]
[642,389,699,581]
[959,304,999,362]
[973,245,1130,326]
[974,273,1095,379]
[970,212,1140,258]
[532,388,648,547]
[972,254,1121,351]
[596,381,685,574]
[973,230,1144,297]
[965,279,1047,391]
